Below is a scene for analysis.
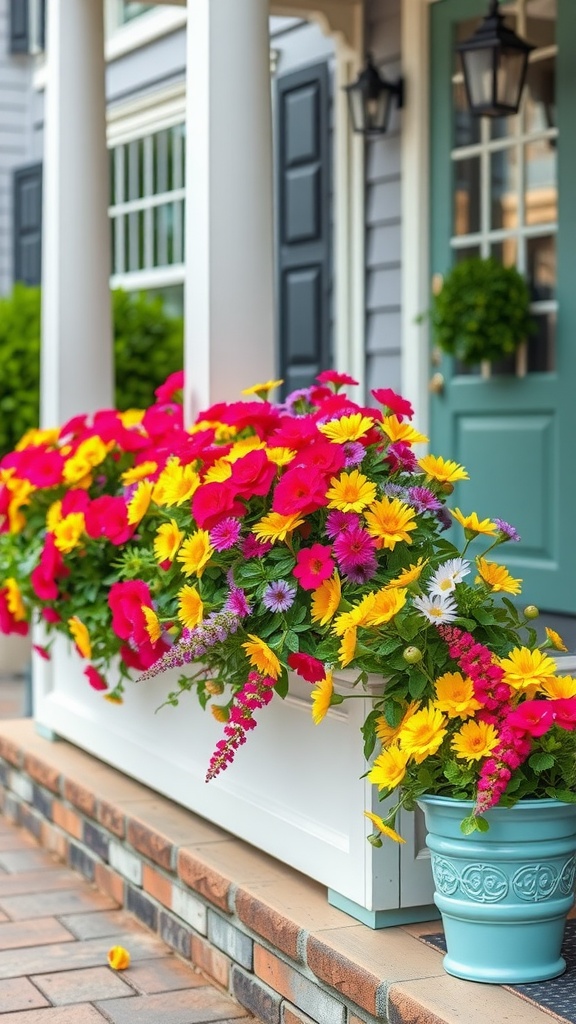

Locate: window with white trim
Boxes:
[452,0,557,372]
[117,2,153,27]
[109,122,185,314]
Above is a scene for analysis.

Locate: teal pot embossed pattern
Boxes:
[417,796,576,984]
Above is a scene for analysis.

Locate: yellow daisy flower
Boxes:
[376,701,419,746]
[364,811,406,845]
[15,427,59,450]
[68,616,91,659]
[54,513,85,554]
[333,592,376,636]
[388,558,428,587]
[499,647,557,694]
[4,578,26,621]
[46,500,63,532]
[540,676,576,700]
[318,413,374,444]
[75,436,111,467]
[178,585,204,630]
[62,457,93,488]
[177,530,214,578]
[265,447,297,467]
[364,587,407,627]
[211,704,229,723]
[450,508,498,537]
[141,606,161,644]
[475,557,522,595]
[434,672,481,719]
[452,720,499,762]
[398,704,447,764]
[155,461,200,507]
[364,497,417,550]
[338,626,357,668]
[545,627,568,652]
[311,671,334,724]
[225,438,266,462]
[104,692,124,704]
[368,744,409,790]
[311,572,342,626]
[242,635,281,679]
[153,520,184,563]
[127,480,154,526]
[381,415,428,445]
[326,470,377,513]
[203,459,233,484]
[119,408,145,428]
[418,454,469,483]
[121,461,158,485]
[252,511,305,543]
[241,378,284,398]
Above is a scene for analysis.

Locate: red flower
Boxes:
[42,607,61,624]
[155,370,184,403]
[287,652,326,683]
[84,665,108,690]
[3,447,64,488]
[552,697,576,731]
[0,590,28,636]
[267,418,320,452]
[61,489,90,517]
[120,639,169,671]
[192,482,246,530]
[230,450,276,498]
[506,701,555,737]
[293,544,335,591]
[33,644,51,661]
[371,388,414,421]
[272,466,328,516]
[85,496,136,546]
[294,441,346,477]
[316,370,359,388]
[109,580,153,645]
[31,535,69,601]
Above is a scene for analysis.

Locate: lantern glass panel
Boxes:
[462,47,496,109]
[495,48,526,109]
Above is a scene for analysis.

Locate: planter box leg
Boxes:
[328,889,440,928]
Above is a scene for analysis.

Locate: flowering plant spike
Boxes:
[1,369,575,841]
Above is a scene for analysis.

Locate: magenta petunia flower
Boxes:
[287,652,326,683]
[210,517,242,551]
[325,510,360,539]
[293,544,335,591]
[333,525,377,576]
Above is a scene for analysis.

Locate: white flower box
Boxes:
[33,639,436,926]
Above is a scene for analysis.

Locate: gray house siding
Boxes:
[365,0,402,394]
[0,0,35,295]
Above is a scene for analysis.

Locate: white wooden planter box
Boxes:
[33,638,436,927]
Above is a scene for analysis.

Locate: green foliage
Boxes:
[0,284,183,457]
[429,257,535,365]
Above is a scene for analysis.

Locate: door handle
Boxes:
[429,372,445,395]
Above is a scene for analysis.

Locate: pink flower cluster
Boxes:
[205,673,275,781]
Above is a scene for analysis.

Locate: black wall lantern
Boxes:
[457,0,534,118]
[344,55,403,137]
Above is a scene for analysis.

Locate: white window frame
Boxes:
[107,84,186,295]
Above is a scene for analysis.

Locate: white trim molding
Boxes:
[400,0,432,438]
[271,0,362,57]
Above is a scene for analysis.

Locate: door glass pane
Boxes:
[525,139,557,226]
[453,157,481,235]
[528,311,556,372]
[491,147,519,230]
[453,79,480,147]
[454,245,481,263]
[491,238,518,267]
[527,234,556,301]
[525,56,556,133]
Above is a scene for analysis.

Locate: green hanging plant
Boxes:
[429,257,535,366]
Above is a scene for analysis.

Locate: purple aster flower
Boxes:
[386,441,418,472]
[342,561,379,584]
[494,518,521,542]
[225,588,252,618]
[436,506,453,532]
[210,517,242,551]
[343,441,365,468]
[407,486,442,513]
[325,510,361,539]
[283,387,314,415]
[382,482,407,499]
[262,580,297,613]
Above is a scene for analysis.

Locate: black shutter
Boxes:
[10,0,29,53]
[276,62,331,396]
[13,163,43,285]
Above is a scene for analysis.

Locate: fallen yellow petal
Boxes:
[107,945,131,970]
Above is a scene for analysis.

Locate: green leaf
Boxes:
[528,752,555,773]
[274,670,289,700]
[474,815,490,833]
[283,630,299,653]
[460,815,482,835]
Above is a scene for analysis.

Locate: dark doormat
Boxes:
[422,921,576,1023]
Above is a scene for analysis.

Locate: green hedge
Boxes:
[0,284,183,457]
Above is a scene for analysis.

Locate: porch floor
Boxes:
[0,676,565,1024]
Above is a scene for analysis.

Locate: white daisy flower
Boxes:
[413,592,458,624]
[428,557,471,597]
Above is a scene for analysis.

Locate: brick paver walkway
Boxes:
[0,677,255,1023]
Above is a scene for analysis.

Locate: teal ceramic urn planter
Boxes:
[417,795,576,984]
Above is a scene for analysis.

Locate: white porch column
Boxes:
[41,0,113,428]
[185,0,275,420]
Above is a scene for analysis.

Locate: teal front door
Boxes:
[429,0,576,613]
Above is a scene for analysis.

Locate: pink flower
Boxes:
[33,644,51,661]
[210,517,242,552]
[109,580,153,645]
[506,701,555,737]
[287,653,326,683]
[273,466,328,516]
[230,450,277,499]
[316,370,359,388]
[84,665,108,691]
[293,544,334,591]
[31,535,69,601]
[192,482,246,530]
[85,496,136,546]
[551,697,576,731]
[155,370,184,403]
[0,590,28,636]
[242,536,272,559]
[371,388,414,421]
